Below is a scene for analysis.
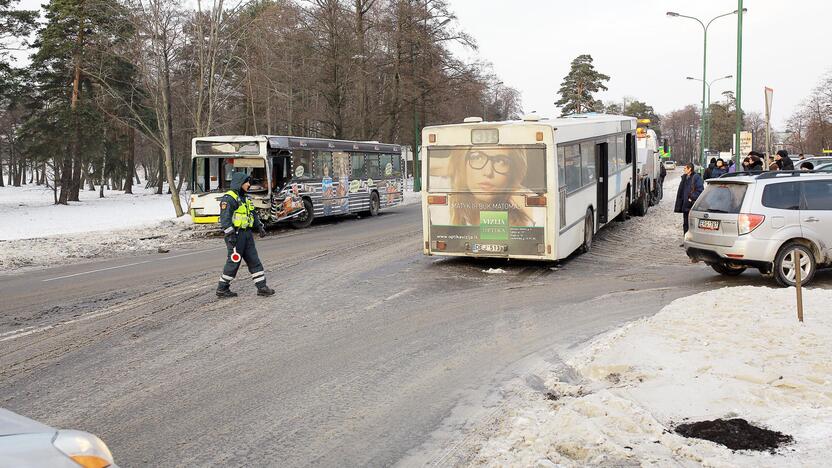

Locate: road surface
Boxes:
[2,191,822,466]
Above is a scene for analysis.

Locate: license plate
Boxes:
[473,244,507,253]
[698,219,720,231]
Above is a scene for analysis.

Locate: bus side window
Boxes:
[580,142,595,186]
[607,137,618,174]
[294,150,312,179]
[366,154,380,179]
[379,154,392,177]
[616,134,626,168]
[564,144,581,192]
[391,153,402,174]
[314,151,333,178]
[557,146,566,188]
[351,153,365,179]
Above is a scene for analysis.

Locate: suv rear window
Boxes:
[694,183,747,213]
[762,182,800,210]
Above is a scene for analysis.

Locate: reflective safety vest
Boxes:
[225,190,255,229]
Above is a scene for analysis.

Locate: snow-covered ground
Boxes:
[0,184,200,272]
[0,183,183,241]
[469,286,832,467]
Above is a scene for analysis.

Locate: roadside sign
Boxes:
[740,131,752,157]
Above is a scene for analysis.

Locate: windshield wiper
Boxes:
[705,208,732,213]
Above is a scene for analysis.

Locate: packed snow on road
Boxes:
[468,286,832,467]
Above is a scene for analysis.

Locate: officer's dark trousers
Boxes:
[218,229,266,289]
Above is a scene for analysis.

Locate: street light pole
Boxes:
[668,9,745,170]
[735,1,745,163]
[686,74,732,151]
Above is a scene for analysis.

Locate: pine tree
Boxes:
[28,0,132,204]
[555,54,610,116]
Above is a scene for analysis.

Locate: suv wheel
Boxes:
[774,243,816,287]
[709,262,747,276]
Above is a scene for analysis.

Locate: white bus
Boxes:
[421,114,636,260]
[190,135,404,228]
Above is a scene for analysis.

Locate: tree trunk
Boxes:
[124,127,134,194]
[156,149,164,194]
[0,159,5,187]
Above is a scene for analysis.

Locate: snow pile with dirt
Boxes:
[472,286,832,467]
[0,184,204,272]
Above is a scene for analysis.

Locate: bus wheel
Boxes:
[367,191,381,216]
[617,190,631,222]
[580,210,594,254]
[290,198,314,229]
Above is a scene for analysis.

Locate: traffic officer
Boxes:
[216,172,275,298]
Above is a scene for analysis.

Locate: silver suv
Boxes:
[685,171,832,286]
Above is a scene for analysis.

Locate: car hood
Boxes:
[0,409,55,437]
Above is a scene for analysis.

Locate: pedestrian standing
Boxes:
[728,159,737,173]
[775,150,795,171]
[674,163,704,246]
[748,153,764,172]
[711,159,728,178]
[216,172,276,298]
[703,158,717,180]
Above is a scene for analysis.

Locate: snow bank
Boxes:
[0,184,183,241]
[473,286,832,467]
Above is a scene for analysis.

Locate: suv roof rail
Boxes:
[718,171,760,178]
[755,169,832,179]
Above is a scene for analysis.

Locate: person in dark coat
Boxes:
[216,172,275,298]
[703,158,717,180]
[775,150,795,171]
[711,159,728,178]
[747,153,764,172]
[675,163,704,244]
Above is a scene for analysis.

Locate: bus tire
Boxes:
[368,191,380,217]
[580,210,594,254]
[617,189,631,222]
[290,197,314,229]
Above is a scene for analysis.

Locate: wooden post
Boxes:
[795,249,804,323]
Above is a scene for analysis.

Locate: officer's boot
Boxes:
[216,281,238,298]
[256,283,275,297]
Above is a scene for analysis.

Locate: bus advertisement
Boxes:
[421,114,636,261]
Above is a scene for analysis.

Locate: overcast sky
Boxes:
[449,0,831,127]
[14,0,831,128]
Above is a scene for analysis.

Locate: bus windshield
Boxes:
[192,156,269,194]
[427,145,546,193]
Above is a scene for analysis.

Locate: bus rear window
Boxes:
[427,145,546,192]
[694,183,747,213]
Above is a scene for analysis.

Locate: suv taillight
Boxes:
[738,214,765,235]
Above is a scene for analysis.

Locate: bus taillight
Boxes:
[428,195,448,205]
[525,195,546,207]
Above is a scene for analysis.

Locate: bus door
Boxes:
[596,142,609,224]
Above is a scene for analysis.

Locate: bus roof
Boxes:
[425,114,637,144]
[192,135,401,154]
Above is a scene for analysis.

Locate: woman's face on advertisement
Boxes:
[465,151,512,201]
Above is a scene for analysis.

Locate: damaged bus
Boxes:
[421,114,636,260]
[190,136,404,228]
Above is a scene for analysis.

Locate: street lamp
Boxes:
[686,74,732,151]
[667,8,747,170]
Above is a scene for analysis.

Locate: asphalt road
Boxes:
[2,195,825,467]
